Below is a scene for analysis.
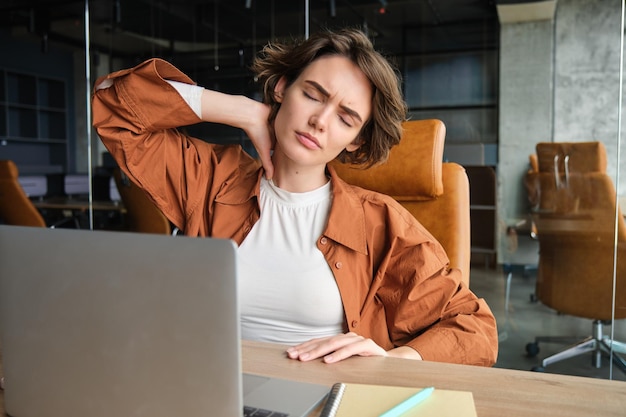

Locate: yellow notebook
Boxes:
[319,383,477,417]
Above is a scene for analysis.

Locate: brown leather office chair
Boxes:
[329,119,471,286]
[524,141,626,372]
[0,160,47,227]
[113,167,174,235]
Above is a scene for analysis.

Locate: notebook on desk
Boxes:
[0,225,329,417]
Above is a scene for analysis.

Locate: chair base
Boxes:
[526,319,626,374]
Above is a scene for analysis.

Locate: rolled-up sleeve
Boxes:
[91,58,209,230]
[384,239,498,366]
[405,274,498,366]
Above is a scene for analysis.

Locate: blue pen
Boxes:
[378,386,435,417]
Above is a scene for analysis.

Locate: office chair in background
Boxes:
[524,141,626,373]
[0,160,83,229]
[0,160,47,227]
[330,119,471,286]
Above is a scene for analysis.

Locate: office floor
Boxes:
[470,264,626,381]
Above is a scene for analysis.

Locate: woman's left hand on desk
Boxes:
[286,332,424,363]
[286,332,390,363]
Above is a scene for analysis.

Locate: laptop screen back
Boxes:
[0,226,241,417]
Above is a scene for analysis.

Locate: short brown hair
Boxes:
[251,28,407,167]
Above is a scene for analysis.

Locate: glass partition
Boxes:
[611,0,625,380]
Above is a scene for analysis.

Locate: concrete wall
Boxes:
[554,0,622,186]
[498,19,554,263]
[497,0,624,264]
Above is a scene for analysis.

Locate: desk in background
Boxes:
[2,340,625,417]
[32,197,126,230]
[32,197,125,213]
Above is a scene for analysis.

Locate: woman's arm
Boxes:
[379,259,498,366]
[166,80,274,178]
[286,267,496,366]
[92,59,205,228]
[199,89,274,179]
[92,58,265,232]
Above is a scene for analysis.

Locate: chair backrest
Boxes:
[329,119,471,286]
[0,160,46,227]
[526,142,626,320]
[113,168,172,235]
[528,141,626,239]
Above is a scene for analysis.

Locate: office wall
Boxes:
[405,50,498,150]
[0,28,77,173]
[498,19,553,214]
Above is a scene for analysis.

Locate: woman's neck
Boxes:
[270,154,329,193]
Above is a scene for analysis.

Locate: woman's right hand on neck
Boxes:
[201,89,274,179]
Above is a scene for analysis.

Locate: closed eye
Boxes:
[303,80,362,128]
[339,114,353,127]
[303,90,321,102]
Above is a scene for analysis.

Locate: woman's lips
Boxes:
[296,132,321,150]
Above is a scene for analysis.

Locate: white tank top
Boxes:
[238,177,346,344]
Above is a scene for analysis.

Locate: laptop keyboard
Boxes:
[243,405,289,416]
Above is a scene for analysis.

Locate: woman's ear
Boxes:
[345,137,362,153]
[274,76,287,103]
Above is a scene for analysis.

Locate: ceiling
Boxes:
[0,0,501,71]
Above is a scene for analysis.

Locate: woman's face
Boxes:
[272,55,373,170]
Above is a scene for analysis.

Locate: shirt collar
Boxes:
[325,166,369,255]
[214,164,369,255]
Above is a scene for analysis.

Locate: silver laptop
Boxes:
[0,225,329,417]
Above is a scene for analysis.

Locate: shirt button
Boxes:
[351,320,358,328]
[335,261,342,269]
[320,237,328,245]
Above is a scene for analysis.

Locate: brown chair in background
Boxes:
[113,168,174,235]
[524,141,626,373]
[329,119,471,286]
[0,160,46,227]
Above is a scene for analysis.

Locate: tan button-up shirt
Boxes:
[92,58,498,366]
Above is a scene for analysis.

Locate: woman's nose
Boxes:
[309,109,329,132]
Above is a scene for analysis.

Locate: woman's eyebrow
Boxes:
[304,80,363,123]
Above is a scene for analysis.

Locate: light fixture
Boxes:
[378,0,387,14]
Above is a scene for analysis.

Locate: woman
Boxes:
[93,28,498,366]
